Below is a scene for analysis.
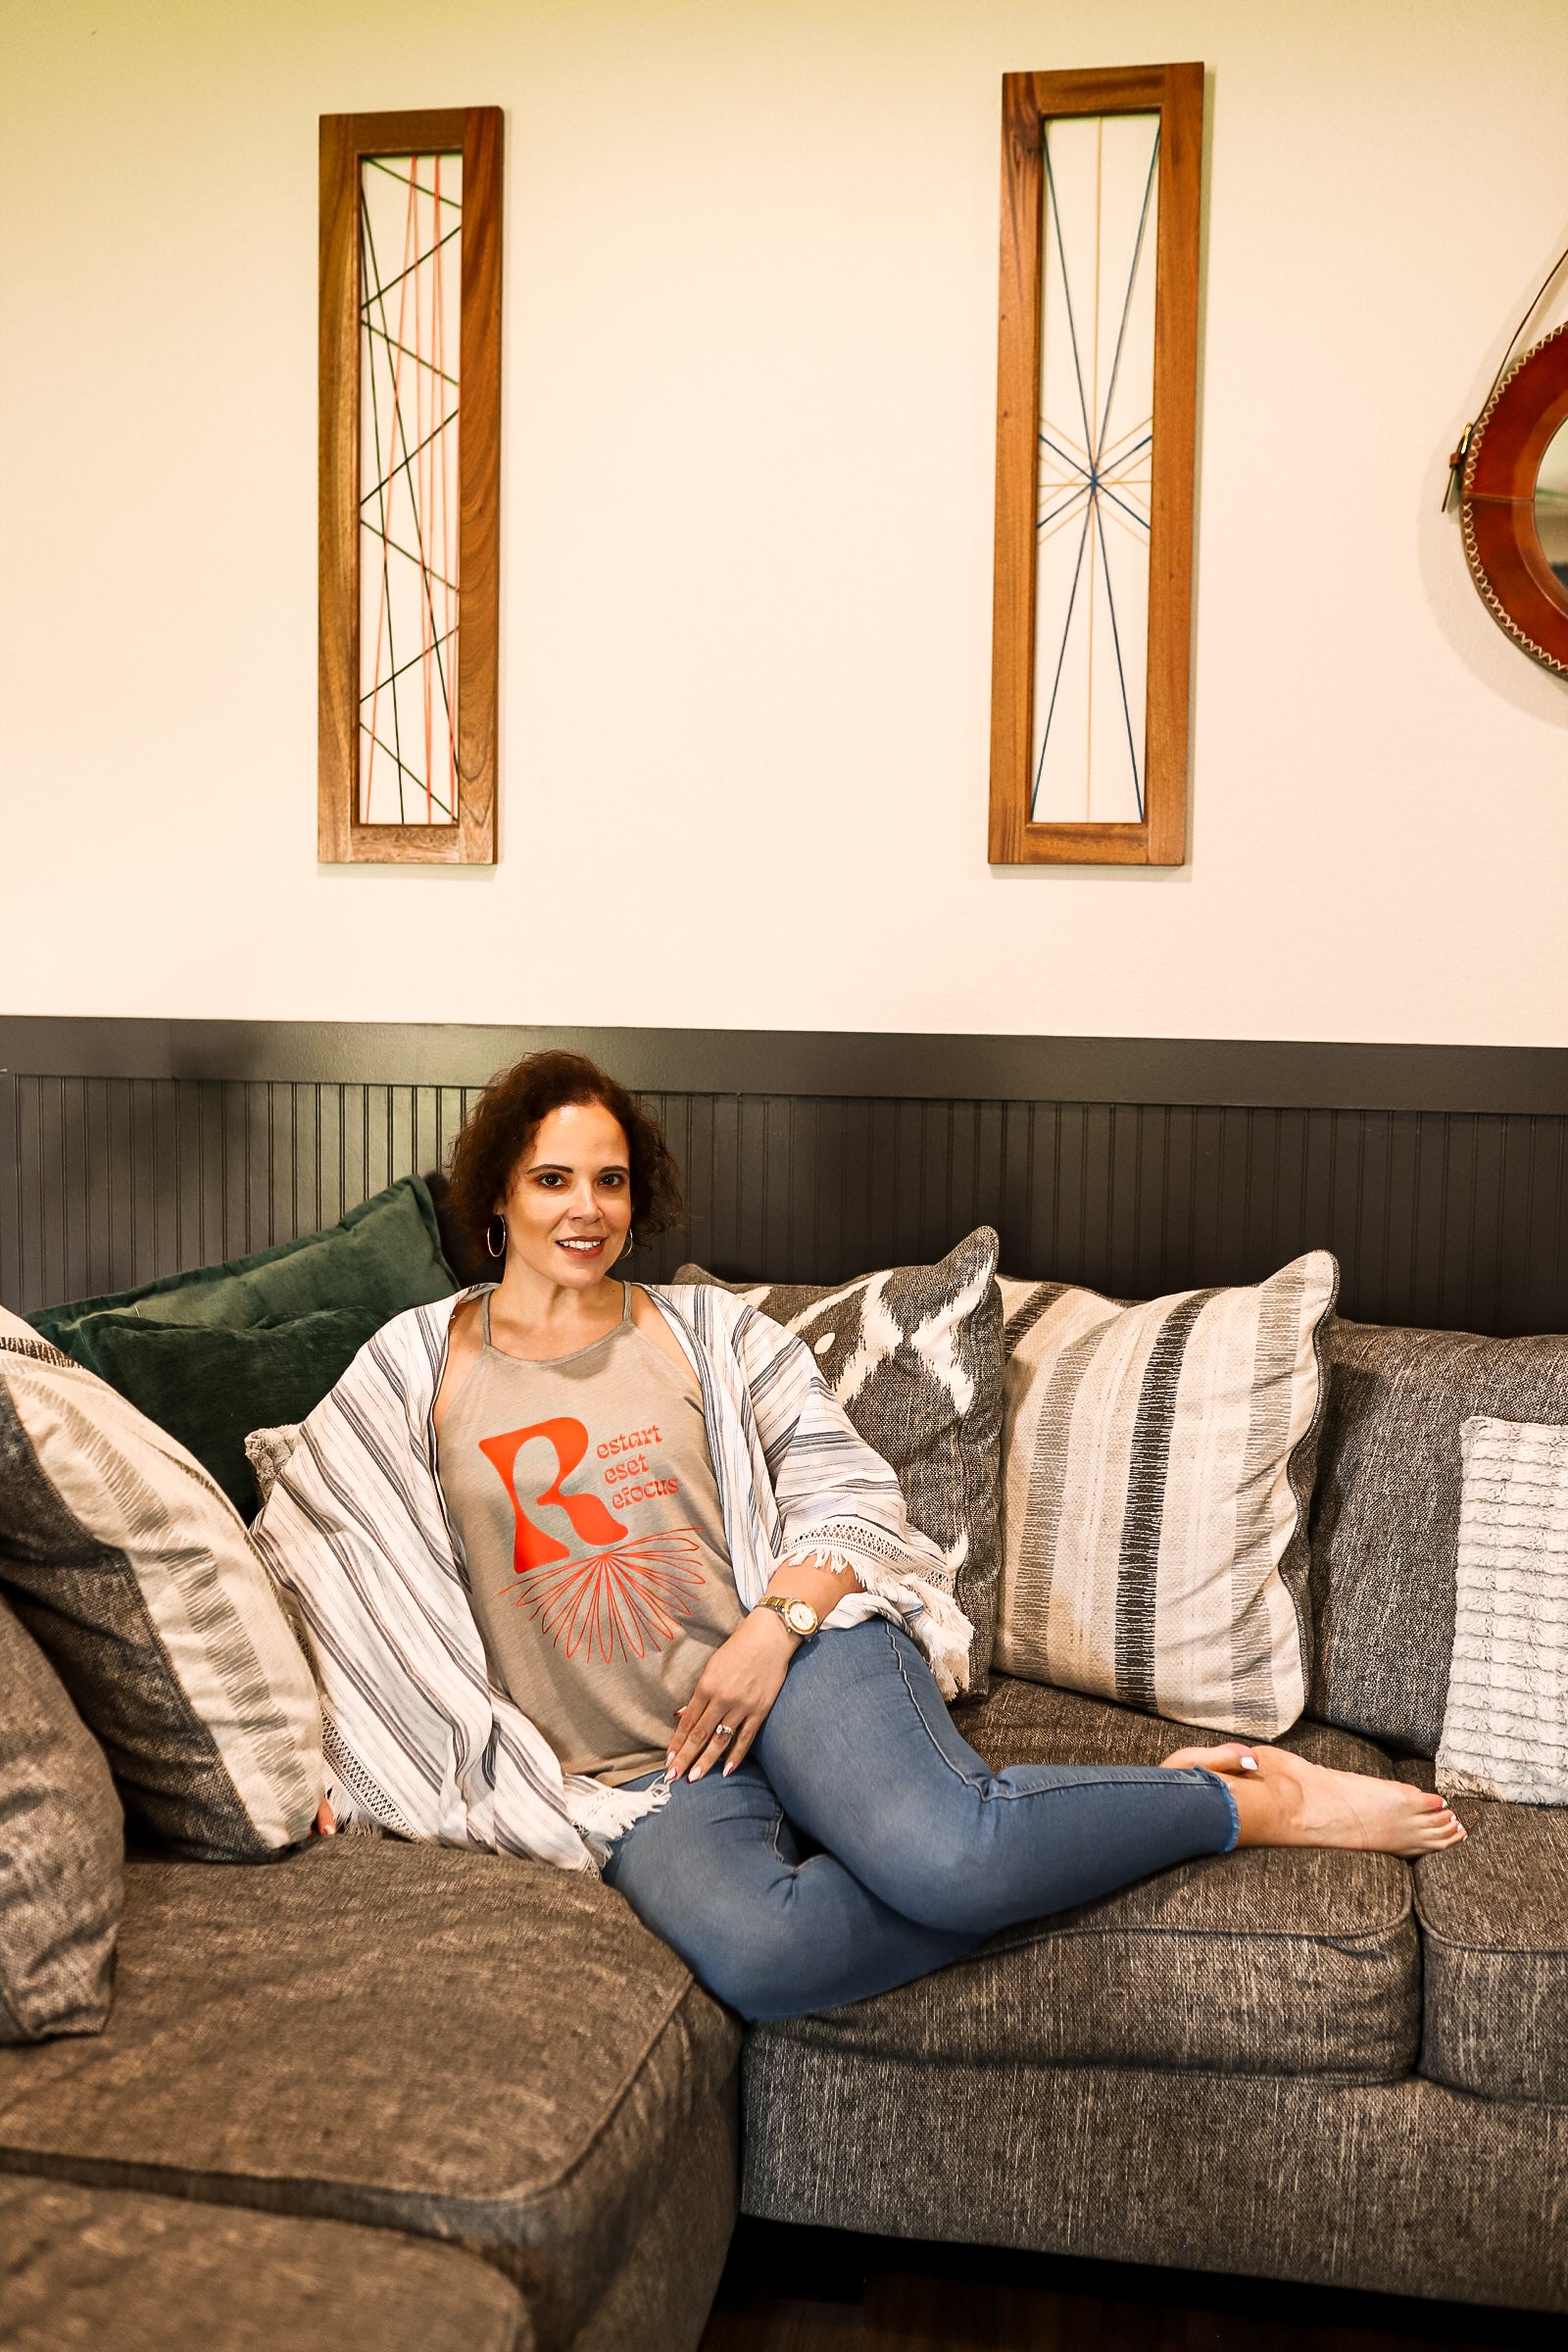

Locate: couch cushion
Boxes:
[675,1230,1004,1692]
[0,2174,531,2352]
[1416,1794,1568,2104]
[0,1308,320,1860]
[0,1592,122,2044]
[750,1676,1418,2080]
[1309,1316,1568,1756]
[0,1838,738,2349]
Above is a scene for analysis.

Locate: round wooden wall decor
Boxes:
[1461,321,1568,676]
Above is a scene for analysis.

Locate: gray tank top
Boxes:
[438,1287,742,1785]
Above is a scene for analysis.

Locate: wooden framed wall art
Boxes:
[318,107,503,864]
[988,65,1202,866]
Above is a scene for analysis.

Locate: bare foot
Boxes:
[1160,1740,1466,1857]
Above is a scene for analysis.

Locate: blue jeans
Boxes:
[603,1617,1239,2021]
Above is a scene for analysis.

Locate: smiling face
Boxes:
[497,1100,634,1291]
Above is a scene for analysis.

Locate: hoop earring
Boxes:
[621,1228,636,1258]
[485,1213,507,1261]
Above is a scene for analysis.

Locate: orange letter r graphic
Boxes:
[478,1418,627,1575]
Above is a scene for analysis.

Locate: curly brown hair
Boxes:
[445,1051,684,1264]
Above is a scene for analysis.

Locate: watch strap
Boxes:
[760,1593,819,1639]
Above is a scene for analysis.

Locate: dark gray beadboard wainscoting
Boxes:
[3,1020,1567,1335]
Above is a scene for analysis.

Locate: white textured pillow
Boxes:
[995,1251,1338,1739]
[0,1305,321,1859]
[1438,1415,1568,1805]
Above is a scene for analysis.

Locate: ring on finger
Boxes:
[712,1722,734,1742]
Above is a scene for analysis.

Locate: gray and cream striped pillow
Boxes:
[995,1252,1338,1739]
[0,1305,322,1860]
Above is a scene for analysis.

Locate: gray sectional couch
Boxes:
[742,1312,1568,2316]
[4,1306,1566,2342]
[0,1838,739,2351]
[745,1687,1568,2313]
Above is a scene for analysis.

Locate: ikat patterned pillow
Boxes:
[0,1591,122,2043]
[674,1229,1004,1693]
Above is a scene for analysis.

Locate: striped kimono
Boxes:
[251,1283,974,1873]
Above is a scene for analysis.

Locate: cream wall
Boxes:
[4,0,1567,1043]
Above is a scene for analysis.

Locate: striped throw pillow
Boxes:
[1438,1415,1568,1805]
[996,1251,1338,1739]
[0,1306,322,1860]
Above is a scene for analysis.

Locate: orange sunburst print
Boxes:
[497,1531,708,1663]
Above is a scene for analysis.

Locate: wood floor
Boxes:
[698,2225,1560,2352]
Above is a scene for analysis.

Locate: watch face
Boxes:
[785,1599,816,1636]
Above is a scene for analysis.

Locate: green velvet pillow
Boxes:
[27,1176,459,1516]
[30,1176,456,1350]
[72,1308,391,1516]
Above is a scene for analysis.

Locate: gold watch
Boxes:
[759,1593,820,1640]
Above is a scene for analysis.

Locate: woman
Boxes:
[255,1053,1463,2023]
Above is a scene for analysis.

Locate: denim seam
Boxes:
[886,1627,1234,1815]
[976,1917,1406,1952]
[887,1625,992,1788]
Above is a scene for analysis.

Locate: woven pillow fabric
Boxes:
[995,1250,1339,1739]
[0,1306,322,1860]
[1436,1415,1568,1805]
[0,1590,122,2043]
[672,1229,1004,1692]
